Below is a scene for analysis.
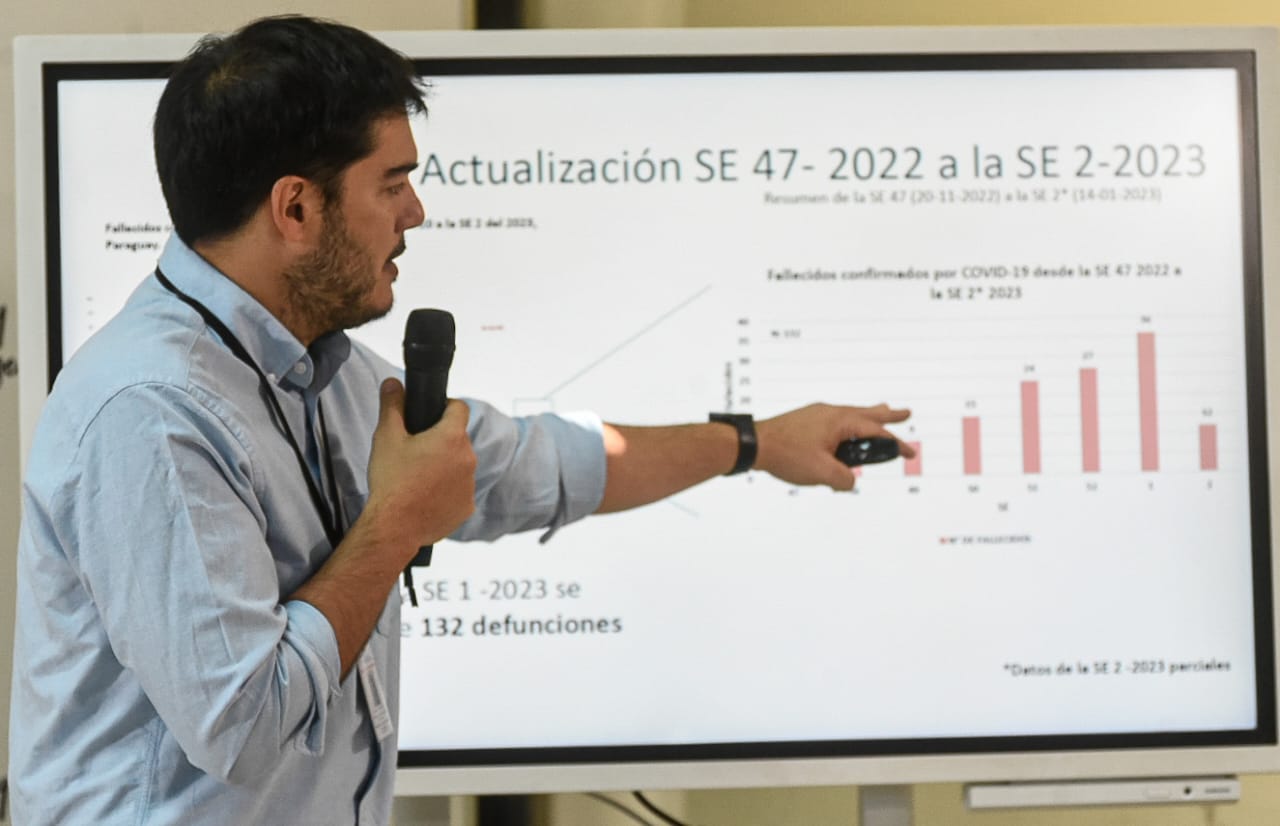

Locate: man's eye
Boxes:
[388,183,406,195]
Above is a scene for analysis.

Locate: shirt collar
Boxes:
[156,235,350,392]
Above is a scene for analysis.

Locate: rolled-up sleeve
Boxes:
[62,383,342,783]
[455,399,606,542]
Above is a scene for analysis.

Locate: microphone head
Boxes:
[403,308,455,370]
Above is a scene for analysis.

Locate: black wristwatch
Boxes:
[709,412,757,475]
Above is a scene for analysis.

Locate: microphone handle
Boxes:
[404,366,449,566]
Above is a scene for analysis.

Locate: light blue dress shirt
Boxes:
[9,236,606,825]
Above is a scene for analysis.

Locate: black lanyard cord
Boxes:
[314,402,347,534]
[155,268,345,550]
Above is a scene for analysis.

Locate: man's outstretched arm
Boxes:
[596,403,914,513]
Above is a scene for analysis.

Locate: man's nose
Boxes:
[402,187,425,230]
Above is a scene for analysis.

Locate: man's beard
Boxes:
[281,206,393,339]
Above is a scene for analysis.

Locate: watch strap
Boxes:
[709,412,757,475]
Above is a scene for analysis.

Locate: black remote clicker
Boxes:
[835,436,900,466]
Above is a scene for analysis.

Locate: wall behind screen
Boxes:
[524,0,1280,28]
[4,3,1280,826]
[681,0,1280,27]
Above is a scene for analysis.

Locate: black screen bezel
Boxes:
[40,48,1275,773]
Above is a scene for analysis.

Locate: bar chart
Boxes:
[737,311,1245,482]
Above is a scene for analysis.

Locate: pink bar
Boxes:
[963,417,981,475]
[1080,368,1100,473]
[904,441,922,476]
[1200,424,1219,471]
[1021,381,1041,474]
[1138,332,1159,471]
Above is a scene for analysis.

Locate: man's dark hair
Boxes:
[154,15,428,245]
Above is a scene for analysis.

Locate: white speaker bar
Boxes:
[966,776,1241,809]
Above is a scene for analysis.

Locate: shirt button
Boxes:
[293,363,307,375]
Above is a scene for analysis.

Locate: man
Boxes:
[9,15,912,825]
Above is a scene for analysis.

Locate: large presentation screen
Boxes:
[27,30,1276,788]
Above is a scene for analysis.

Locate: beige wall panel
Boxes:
[525,0,684,28]
[670,778,1280,825]
[685,0,1280,27]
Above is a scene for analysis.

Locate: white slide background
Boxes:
[54,64,1260,751]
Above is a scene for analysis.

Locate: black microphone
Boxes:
[403,308,455,567]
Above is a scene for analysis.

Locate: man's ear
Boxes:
[268,175,326,244]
